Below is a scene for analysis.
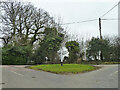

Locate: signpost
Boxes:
[45,57,48,64]
[58,47,69,66]
[60,49,63,66]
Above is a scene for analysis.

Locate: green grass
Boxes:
[28,64,98,74]
[103,62,120,64]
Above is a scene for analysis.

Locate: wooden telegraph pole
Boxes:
[99,18,103,60]
[99,18,102,39]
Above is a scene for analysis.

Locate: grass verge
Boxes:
[103,62,120,64]
[28,64,100,74]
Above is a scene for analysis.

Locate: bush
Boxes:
[2,45,33,65]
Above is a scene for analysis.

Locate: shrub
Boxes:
[2,45,33,65]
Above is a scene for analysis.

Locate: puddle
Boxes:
[0,83,5,84]
[32,77,36,78]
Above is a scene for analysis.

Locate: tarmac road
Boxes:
[1,64,119,88]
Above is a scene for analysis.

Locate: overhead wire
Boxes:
[101,18,120,20]
[61,19,98,25]
[100,2,120,18]
[61,2,120,25]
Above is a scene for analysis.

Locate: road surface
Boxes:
[1,64,119,88]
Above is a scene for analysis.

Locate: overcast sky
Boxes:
[0,0,119,46]
[27,0,119,40]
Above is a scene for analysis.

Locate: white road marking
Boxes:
[11,71,24,77]
[110,71,118,76]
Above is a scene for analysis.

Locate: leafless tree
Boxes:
[0,1,64,46]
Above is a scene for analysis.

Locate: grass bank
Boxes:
[28,64,99,74]
[79,61,120,65]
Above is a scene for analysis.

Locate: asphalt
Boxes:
[1,64,119,88]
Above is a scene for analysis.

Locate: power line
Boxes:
[61,18,119,25]
[100,2,120,18]
[62,19,98,25]
[101,18,120,20]
[62,2,119,25]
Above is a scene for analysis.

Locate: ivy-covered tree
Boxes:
[65,41,80,63]
[33,27,64,64]
[86,37,110,61]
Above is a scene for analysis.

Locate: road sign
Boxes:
[58,47,69,63]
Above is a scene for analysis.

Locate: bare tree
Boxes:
[0,2,21,45]
[0,1,64,46]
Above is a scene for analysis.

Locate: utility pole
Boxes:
[99,18,103,60]
[99,18,102,39]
